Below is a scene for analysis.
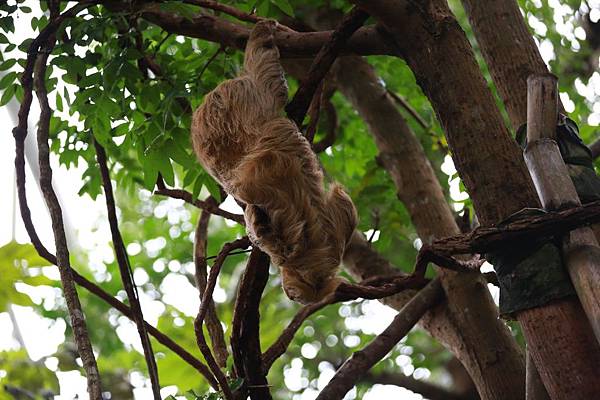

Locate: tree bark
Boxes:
[334,56,525,400]
[460,0,564,129]
[119,2,395,57]
[461,2,600,397]
[351,1,600,398]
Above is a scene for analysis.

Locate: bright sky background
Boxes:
[1,0,599,399]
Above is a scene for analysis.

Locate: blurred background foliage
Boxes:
[0,0,598,398]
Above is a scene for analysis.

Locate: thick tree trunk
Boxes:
[461,2,600,397]
[351,1,600,398]
[461,0,600,242]
[460,0,564,129]
[334,56,524,400]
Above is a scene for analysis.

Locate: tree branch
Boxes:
[262,273,431,372]
[17,3,103,397]
[94,139,160,398]
[13,29,218,393]
[155,179,245,225]
[100,2,394,57]
[194,206,229,367]
[12,171,218,388]
[230,249,272,400]
[194,237,251,400]
[362,371,471,400]
[315,278,444,399]
[426,199,600,257]
[70,267,219,388]
[589,136,600,160]
[312,95,338,153]
[286,6,369,126]
[182,0,263,23]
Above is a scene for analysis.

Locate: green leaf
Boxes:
[0,71,16,89]
[14,84,23,102]
[0,58,16,71]
[0,350,59,393]
[139,143,161,190]
[192,174,204,199]
[270,0,294,16]
[159,2,197,20]
[229,377,244,391]
[0,83,16,106]
[204,175,221,202]
[18,38,33,52]
[55,91,63,112]
[183,169,199,188]
[0,241,53,311]
[0,242,52,267]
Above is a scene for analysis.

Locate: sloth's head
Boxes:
[280,265,343,304]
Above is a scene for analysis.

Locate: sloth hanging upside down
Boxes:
[191,20,358,304]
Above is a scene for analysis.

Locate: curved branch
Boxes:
[589,136,600,160]
[123,3,394,57]
[94,140,160,398]
[230,249,272,400]
[362,371,470,400]
[154,183,245,224]
[15,2,103,396]
[194,207,229,368]
[194,237,251,399]
[316,278,444,399]
[286,6,369,126]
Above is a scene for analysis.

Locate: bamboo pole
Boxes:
[524,73,600,342]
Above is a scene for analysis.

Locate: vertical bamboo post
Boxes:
[524,73,600,342]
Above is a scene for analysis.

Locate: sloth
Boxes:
[191,20,358,304]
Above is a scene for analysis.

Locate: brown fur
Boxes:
[191,21,358,304]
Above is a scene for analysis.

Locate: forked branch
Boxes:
[315,278,444,399]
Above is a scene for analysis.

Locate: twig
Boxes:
[262,274,430,372]
[37,50,103,398]
[362,371,468,400]
[387,89,448,152]
[193,325,232,399]
[183,0,263,23]
[194,237,251,399]
[387,90,429,131]
[155,179,245,224]
[194,206,229,367]
[13,86,217,390]
[413,246,482,277]
[206,249,252,260]
[261,295,331,372]
[367,210,380,244]
[304,81,324,143]
[230,248,272,399]
[589,136,600,160]
[286,7,369,127]
[12,163,218,389]
[198,44,226,80]
[312,96,338,153]
[153,32,172,57]
[315,278,444,399]
[100,1,394,57]
[17,3,103,397]
[70,268,219,388]
[94,139,161,398]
